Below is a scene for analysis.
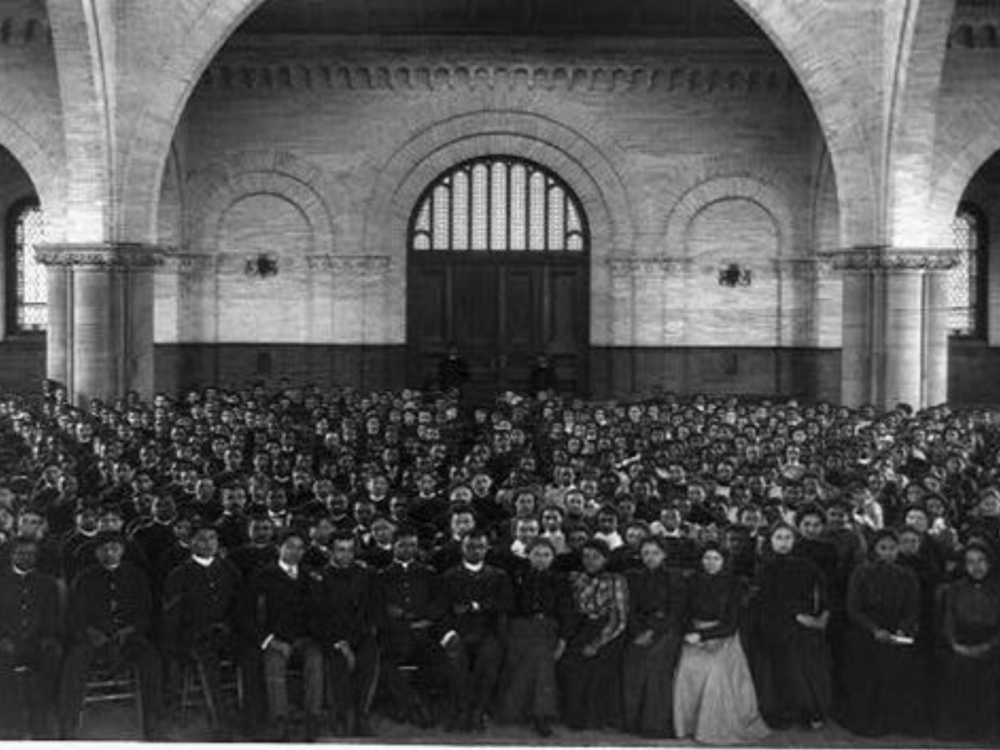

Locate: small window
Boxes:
[5,198,46,333]
[947,206,986,338]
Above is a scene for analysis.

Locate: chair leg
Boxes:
[179,666,192,727]
[196,660,219,729]
[134,667,145,738]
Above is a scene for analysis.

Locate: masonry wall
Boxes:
[154,34,842,397]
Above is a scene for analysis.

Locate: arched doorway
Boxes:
[407,156,590,400]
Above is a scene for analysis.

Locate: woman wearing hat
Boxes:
[674,543,768,744]
[935,541,1000,742]
[558,538,627,731]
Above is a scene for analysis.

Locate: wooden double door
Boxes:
[408,255,588,401]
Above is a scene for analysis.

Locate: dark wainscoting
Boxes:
[157,344,843,401]
[0,337,45,393]
[154,344,408,394]
[948,339,1000,405]
[588,347,842,403]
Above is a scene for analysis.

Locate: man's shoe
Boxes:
[411,702,435,729]
[304,715,321,742]
[533,718,553,738]
[353,714,374,737]
[459,709,475,733]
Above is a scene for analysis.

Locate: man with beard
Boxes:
[227,515,278,580]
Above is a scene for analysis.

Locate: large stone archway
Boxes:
[113,0,877,254]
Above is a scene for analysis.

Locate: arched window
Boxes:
[5,198,46,333]
[948,204,987,338]
[408,156,588,253]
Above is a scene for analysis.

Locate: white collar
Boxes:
[463,561,485,573]
[278,560,298,579]
[192,554,215,568]
[395,559,413,570]
[11,565,30,577]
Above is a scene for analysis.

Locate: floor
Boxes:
[54,703,981,748]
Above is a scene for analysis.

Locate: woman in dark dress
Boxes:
[896,524,943,710]
[754,523,832,730]
[935,542,1000,742]
[674,544,769,745]
[841,529,925,737]
[622,537,685,737]
[497,538,574,737]
[558,538,627,731]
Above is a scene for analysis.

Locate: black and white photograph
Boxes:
[1,0,1000,748]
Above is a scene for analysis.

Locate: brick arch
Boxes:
[362,110,633,260]
[885,0,957,247]
[0,109,64,236]
[188,151,337,253]
[664,176,795,257]
[930,112,1000,247]
[119,0,873,249]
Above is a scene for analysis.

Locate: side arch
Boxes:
[186,150,337,253]
[664,175,795,256]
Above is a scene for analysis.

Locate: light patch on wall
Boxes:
[219,193,311,257]
[212,193,312,342]
[684,197,782,346]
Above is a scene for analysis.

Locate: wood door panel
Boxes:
[409,256,587,398]
[452,264,497,348]
[548,267,584,353]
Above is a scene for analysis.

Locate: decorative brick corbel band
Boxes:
[821,245,962,272]
[35,243,166,269]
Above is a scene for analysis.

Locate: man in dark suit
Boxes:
[239,529,323,741]
[307,530,378,736]
[0,537,62,738]
[163,523,242,733]
[438,530,513,732]
[375,526,444,728]
[58,531,162,739]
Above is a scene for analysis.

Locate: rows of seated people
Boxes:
[1,382,999,743]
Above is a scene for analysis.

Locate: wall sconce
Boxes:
[246,253,279,278]
[718,263,752,287]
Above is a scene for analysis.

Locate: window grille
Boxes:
[947,209,982,337]
[8,200,46,332]
[409,157,588,253]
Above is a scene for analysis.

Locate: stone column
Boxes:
[923,269,951,406]
[838,267,875,408]
[824,246,959,410]
[36,243,163,406]
[44,266,70,387]
[883,268,925,408]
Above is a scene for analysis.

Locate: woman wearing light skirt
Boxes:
[674,544,769,745]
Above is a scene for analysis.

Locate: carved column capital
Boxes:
[821,245,961,272]
[35,243,167,269]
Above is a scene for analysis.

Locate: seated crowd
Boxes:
[1,380,1000,743]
